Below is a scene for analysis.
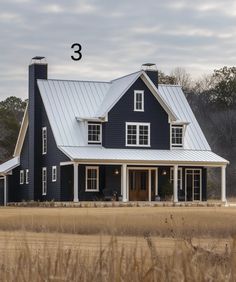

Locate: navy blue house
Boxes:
[0,58,229,205]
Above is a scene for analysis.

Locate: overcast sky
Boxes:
[1,0,236,100]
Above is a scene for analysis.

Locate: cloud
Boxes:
[0,0,236,100]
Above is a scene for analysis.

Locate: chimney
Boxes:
[28,57,47,201]
[141,63,158,88]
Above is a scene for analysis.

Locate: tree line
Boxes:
[0,66,235,196]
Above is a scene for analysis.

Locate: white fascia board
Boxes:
[76,117,105,122]
[140,72,178,121]
[13,103,29,157]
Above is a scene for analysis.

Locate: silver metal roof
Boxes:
[0,157,20,175]
[37,71,210,150]
[60,146,228,165]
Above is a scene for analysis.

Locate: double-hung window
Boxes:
[88,123,101,144]
[134,90,144,111]
[20,170,24,185]
[52,166,57,182]
[171,125,183,148]
[126,122,150,147]
[26,169,29,184]
[42,127,47,154]
[86,166,99,192]
[42,167,47,195]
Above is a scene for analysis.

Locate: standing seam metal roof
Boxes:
[37,71,211,151]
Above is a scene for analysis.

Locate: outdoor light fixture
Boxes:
[114,169,119,175]
[162,169,167,176]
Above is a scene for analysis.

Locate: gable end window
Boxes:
[88,123,101,144]
[20,170,24,185]
[42,127,47,155]
[52,166,57,182]
[171,125,183,148]
[86,166,99,192]
[134,90,144,112]
[42,167,47,195]
[26,169,29,184]
[126,122,150,147]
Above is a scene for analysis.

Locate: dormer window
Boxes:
[171,125,183,148]
[88,123,101,144]
[134,90,144,112]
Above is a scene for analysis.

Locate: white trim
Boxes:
[20,170,24,185]
[52,166,57,182]
[173,165,178,203]
[134,90,144,112]
[85,166,99,192]
[3,175,7,206]
[125,122,150,147]
[42,167,47,195]
[170,167,183,190]
[60,161,74,166]
[25,169,29,184]
[122,164,128,202]
[221,165,226,202]
[87,123,102,144]
[171,125,184,149]
[185,169,202,201]
[73,163,79,202]
[42,127,47,155]
[127,167,158,201]
[14,104,28,157]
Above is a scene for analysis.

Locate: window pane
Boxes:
[139,125,149,145]
[88,124,101,143]
[127,125,137,145]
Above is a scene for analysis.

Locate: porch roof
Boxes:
[0,157,20,175]
[59,146,229,166]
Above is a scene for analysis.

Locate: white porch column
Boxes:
[73,163,79,202]
[173,165,178,203]
[4,175,7,206]
[221,165,226,203]
[121,164,127,202]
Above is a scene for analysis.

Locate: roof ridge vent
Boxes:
[141,63,157,71]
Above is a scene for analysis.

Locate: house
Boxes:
[0,58,229,205]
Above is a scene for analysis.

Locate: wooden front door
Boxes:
[129,170,149,201]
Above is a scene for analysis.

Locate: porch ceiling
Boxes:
[59,146,229,166]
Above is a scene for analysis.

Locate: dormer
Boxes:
[170,121,189,149]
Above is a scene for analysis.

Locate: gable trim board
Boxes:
[13,103,29,157]
[0,157,20,175]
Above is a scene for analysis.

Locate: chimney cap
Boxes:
[30,56,47,65]
[141,63,157,71]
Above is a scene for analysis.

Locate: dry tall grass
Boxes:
[0,235,234,282]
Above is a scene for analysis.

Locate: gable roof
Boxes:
[37,71,210,151]
[0,156,20,175]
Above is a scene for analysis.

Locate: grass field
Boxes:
[0,206,235,281]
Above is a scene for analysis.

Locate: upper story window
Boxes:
[134,90,144,112]
[171,125,183,148]
[42,127,47,154]
[126,122,150,147]
[88,123,101,144]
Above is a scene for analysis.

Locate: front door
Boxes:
[129,170,149,201]
[186,169,201,201]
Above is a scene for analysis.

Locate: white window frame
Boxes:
[85,166,99,192]
[52,166,57,182]
[170,168,183,190]
[87,123,102,144]
[42,167,47,195]
[20,170,24,185]
[126,122,150,147]
[134,90,144,112]
[171,125,184,148]
[42,127,47,155]
[25,169,29,184]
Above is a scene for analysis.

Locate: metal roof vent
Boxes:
[141,63,157,71]
[30,56,47,64]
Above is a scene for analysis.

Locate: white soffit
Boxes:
[59,146,228,165]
